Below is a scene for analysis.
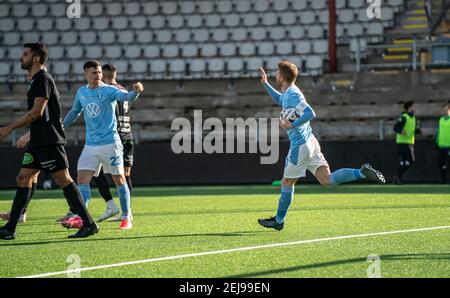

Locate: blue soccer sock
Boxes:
[78,184,91,207]
[117,183,131,220]
[330,168,365,186]
[275,186,294,224]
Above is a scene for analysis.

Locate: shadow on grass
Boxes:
[0,230,263,247]
[224,253,450,278]
[2,184,450,201]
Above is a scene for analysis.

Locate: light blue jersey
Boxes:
[64,82,140,146]
[264,82,316,147]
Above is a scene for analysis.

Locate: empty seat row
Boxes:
[0,7,394,33]
[0,22,384,47]
[0,55,325,81]
[0,0,403,18]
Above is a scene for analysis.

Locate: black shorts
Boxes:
[397,144,415,164]
[438,148,450,166]
[122,139,134,168]
[22,144,69,173]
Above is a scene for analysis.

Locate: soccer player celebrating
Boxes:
[0,43,99,240]
[257,61,385,231]
[62,60,143,230]
[90,64,136,222]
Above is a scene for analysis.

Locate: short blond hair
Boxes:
[278,60,298,84]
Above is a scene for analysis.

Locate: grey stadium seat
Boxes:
[105,46,122,59]
[190,59,206,77]
[239,43,256,56]
[269,27,286,40]
[300,11,316,24]
[85,45,103,59]
[208,58,225,73]
[156,30,172,43]
[217,0,232,14]
[262,13,278,26]
[61,32,78,45]
[163,45,179,58]
[236,1,251,13]
[292,0,307,10]
[42,32,59,45]
[247,57,264,73]
[48,46,65,59]
[336,0,346,9]
[13,4,29,17]
[106,2,123,16]
[144,45,160,58]
[193,29,210,42]
[175,29,192,43]
[254,0,270,12]
[339,9,355,23]
[258,42,275,56]
[93,17,109,30]
[80,31,98,44]
[348,23,364,37]
[243,13,259,27]
[180,1,196,14]
[296,40,312,54]
[0,4,10,18]
[8,47,23,60]
[277,41,294,55]
[150,60,166,75]
[99,31,116,44]
[131,16,148,29]
[220,43,236,57]
[231,28,247,41]
[113,60,129,73]
[112,17,129,30]
[206,15,222,28]
[273,0,288,12]
[182,44,198,58]
[306,56,323,75]
[137,30,153,43]
[37,19,53,31]
[288,26,305,39]
[212,29,228,42]
[198,1,214,14]
[74,18,91,31]
[228,58,244,75]
[168,15,184,29]
[125,2,140,16]
[65,46,83,60]
[169,59,186,76]
[18,19,34,32]
[280,12,297,26]
[311,0,327,10]
[161,2,177,15]
[150,16,165,29]
[125,46,141,58]
[52,61,70,76]
[201,44,218,57]
[0,62,10,77]
[87,3,103,16]
[312,40,328,55]
[224,14,240,27]
[118,30,135,44]
[55,18,72,31]
[131,59,148,74]
[0,19,15,32]
[187,15,203,28]
[349,0,365,8]
[308,25,324,39]
[143,2,159,15]
[22,32,40,43]
[250,28,267,41]
[319,10,329,24]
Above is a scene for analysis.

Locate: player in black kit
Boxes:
[0,43,99,240]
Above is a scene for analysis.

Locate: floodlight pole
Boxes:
[329,0,337,73]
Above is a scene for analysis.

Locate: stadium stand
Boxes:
[0,0,406,81]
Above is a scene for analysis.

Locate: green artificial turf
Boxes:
[0,184,449,278]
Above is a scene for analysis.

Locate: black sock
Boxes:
[63,182,94,226]
[4,187,31,232]
[441,168,447,184]
[397,165,410,179]
[93,173,113,203]
[22,183,36,215]
[126,175,133,194]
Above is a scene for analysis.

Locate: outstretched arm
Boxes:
[260,67,282,105]
[114,82,144,102]
[63,93,83,129]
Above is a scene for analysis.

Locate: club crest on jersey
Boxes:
[86,103,101,118]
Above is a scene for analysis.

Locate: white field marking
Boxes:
[18,225,450,278]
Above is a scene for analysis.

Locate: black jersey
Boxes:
[27,69,66,147]
[113,83,133,141]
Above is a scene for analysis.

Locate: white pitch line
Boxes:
[18,225,450,278]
